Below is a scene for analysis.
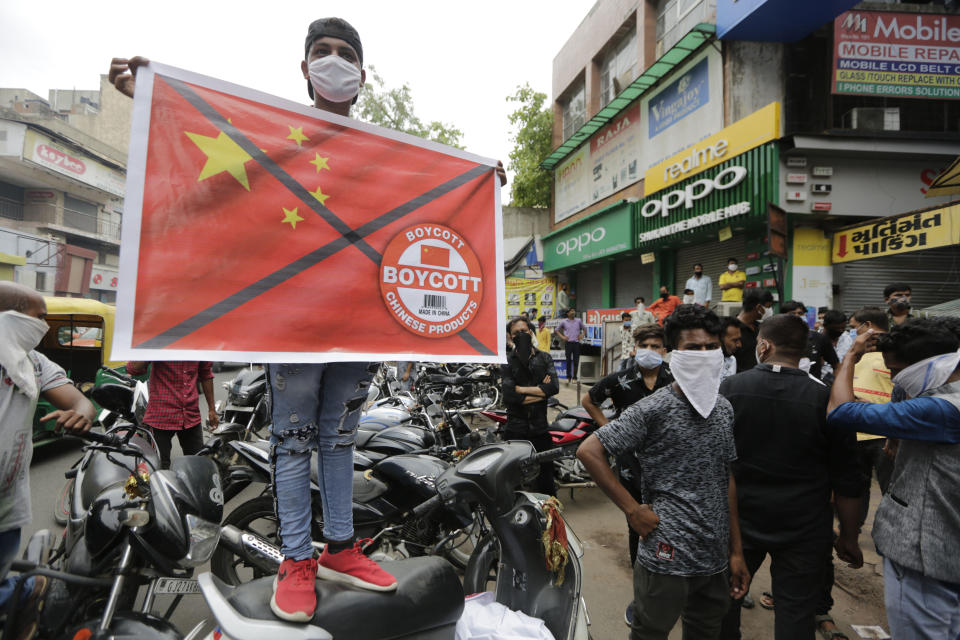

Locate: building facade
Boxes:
[0,77,131,301]
[542,0,960,321]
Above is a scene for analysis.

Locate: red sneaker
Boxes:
[316,539,398,592]
[271,557,318,622]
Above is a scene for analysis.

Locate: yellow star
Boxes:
[184,130,252,190]
[310,185,330,206]
[286,125,309,147]
[309,153,330,172]
[281,207,304,229]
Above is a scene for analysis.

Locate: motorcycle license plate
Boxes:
[153,577,202,594]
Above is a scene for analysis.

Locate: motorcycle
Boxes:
[479,398,614,486]
[414,364,501,413]
[217,366,270,438]
[210,445,477,586]
[197,441,589,640]
[53,365,149,526]
[22,382,223,638]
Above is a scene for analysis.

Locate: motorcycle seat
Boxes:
[355,428,377,448]
[221,557,463,638]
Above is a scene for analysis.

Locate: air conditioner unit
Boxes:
[842,107,900,131]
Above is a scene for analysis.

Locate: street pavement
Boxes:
[22,368,889,639]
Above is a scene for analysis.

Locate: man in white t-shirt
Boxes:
[0,282,95,639]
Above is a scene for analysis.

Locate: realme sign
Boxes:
[645,102,781,193]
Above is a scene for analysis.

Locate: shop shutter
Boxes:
[674,235,747,298]
[575,263,604,311]
[834,246,960,314]
[615,255,654,306]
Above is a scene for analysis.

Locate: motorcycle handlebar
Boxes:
[411,495,441,518]
[77,429,126,448]
[99,365,136,387]
[533,446,575,464]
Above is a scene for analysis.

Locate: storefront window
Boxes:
[600,30,638,107]
[562,82,586,141]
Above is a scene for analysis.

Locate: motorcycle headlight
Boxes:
[182,514,221,567]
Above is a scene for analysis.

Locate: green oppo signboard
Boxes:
[544,203,634,271]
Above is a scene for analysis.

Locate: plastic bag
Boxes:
[455,592,556,640]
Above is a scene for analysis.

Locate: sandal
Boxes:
[815,615,849,640]
[759,591,775,610]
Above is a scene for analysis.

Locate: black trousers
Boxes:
[856,438,890,529]
[503,428,556,496]
[150,424,204,469]
[564,342,581,380]
[720,537,831,640]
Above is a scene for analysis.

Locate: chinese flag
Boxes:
[116,64,502,362]
[420,245,450,267]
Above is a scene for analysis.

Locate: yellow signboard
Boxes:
[506,276,557,319]
[645,102,781,194]
[832,204,960,263]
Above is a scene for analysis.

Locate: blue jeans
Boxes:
[269,362,376,561]
[884,557,960,639]
[0,529,32,609]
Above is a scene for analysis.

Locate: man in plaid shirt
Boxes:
[126,361,218,469]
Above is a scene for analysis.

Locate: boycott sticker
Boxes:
[380,224,483,338]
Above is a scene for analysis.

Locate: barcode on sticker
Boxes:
[423,295,447,309]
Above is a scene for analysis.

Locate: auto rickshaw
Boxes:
[33,297,130,445]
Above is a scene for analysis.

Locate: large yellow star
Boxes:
[281,207,304,229]
[184,130,252,190]
[309,153,330,172]
[310,185,330,206]
[286,125,309,147]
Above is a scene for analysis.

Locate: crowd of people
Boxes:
[501,275,960,639]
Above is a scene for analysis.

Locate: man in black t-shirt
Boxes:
[501,317,560,495]
[719,315,862,640]
[735,290,773,372]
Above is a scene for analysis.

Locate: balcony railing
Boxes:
[0,198,24,221]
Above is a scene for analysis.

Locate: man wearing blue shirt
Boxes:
[827,319,960,639]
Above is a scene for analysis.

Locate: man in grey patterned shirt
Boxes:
[577,304,749,639]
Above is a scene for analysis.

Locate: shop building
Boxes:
[0,79,130,301]
[543,0,960,333]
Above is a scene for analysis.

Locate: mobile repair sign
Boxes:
[833,11,960,100]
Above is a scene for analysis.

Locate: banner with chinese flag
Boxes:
[114,63,504,363]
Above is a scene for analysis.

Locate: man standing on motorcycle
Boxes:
[502,318,560,495]
[0,282,96,639]
[109,16,507,623]
[577,304,750,639]
[125,360,219,469]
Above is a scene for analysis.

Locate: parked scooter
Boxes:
[197,441,589,640]
[23,382,223,638]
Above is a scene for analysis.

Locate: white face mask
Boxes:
[761,306,774,321]
[668,348,725,418]
[728,264,738,272]
[636,303,645,312]
[634,349,663,370]
[0,310,49,397]
[682,295,695,304]
[892,350,960,398]
[308,56,362,103]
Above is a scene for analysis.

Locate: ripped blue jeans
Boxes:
[268,362,376,561]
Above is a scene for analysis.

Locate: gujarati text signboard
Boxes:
[833,11,960,100]
[115,63,504,363]
[831,204,960,263]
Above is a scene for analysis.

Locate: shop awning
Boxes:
[927,155,960,198]
[540,24,716,171]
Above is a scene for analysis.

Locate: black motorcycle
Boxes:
[211,444,477,585]
[14,382,223,638]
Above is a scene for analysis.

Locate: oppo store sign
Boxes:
[640,166,747,218]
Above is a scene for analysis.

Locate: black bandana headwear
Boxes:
[304,17,363,100]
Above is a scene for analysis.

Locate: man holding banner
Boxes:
[109,15,505,623]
